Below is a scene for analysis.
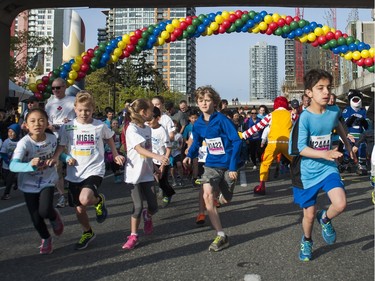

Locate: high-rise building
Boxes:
[104,8,196,99]
[249,41,278,102]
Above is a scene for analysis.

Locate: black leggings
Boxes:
[24,187,56,239]
[156,164,176,197]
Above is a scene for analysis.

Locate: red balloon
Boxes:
[325,32,335,41]
[311,40,320,47]
[41,76,49,84]
[87,48,95,57]
[77,71,86,79]
[34,93,43,100]
[123,50,131,58]
[229,14,237,23]
[285,16,293,24]
[222,20,231,29]
[218,25,226,34]
[130,36,138,45]
[266,28,273,35]
[134,29,142,38]
[342,33,348,38]
[213,30,219,35]
[180,21,188,30]
[318,35,327,45]
[364,57,374,67]
[356,58,365,66]
[185,16,193,25]
[37,83,46,92]
[293,16,300,21]
[126,44,135,53]
[80,63,90,72]
[269,22,278,30]
[173,28,182,37]
[94,46,99,51]
[277,18,286,27]
[170,34,177,42]
[82,55,91,64]
[235,10,243,18]
[334,30,343,39]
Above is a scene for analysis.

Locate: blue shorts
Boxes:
[293,173,344,208]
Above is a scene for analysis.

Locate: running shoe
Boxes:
[196,213,206,226]
[162,196,171,207]
[299,236,313,261]
[95,194,108,223]
[372,190,375,205]
[253,184,266,195]
[1,194,10,200]
[75,231,96,250]
[209,235,229,252]
[56,195,66,208]
[50,208,64,236]
[316,210,336,244]
[142,208,153,235]
[122,234,139,250]
[39,237,53,254]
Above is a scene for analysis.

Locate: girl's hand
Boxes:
[45,158,57,167]
[228,171,238,180]
[114,155,126,166]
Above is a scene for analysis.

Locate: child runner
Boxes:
[148,106,175,207]
[9,108,65,254]
[1,124,21,200]
[183,86,242,252]
[122,99,169,250]
[170,119,185,187]
[51,91,125,250]
[289,69,355,261]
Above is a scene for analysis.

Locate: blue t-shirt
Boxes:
[294,105,340,189]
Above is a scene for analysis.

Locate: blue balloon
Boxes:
[287,31,296,39]
[153,28,161,36]
[340,45,348,53]
[69,59,75,64]
[281,33,288,39]
[216,11,222,15]
[357,42,366,51]
[149,35,156,43]
[208,13,216,21]
[197,24,206,33]
[241,26,248,32]
[309,22,318,29]
[295,28,303,37]
[253,14,262,23]
[60,70,68,79]
[317,24,323,28]
[63,63,71,71]
[101,53,110,62]
[303,26,311,34]
[146,42,153,49]
[348,43,357,51]
[203,18,211,26]
[259,11,268,17]
[247,19,255,28]
[332,47,340,54]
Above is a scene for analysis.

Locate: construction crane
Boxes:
[295,8,304,88]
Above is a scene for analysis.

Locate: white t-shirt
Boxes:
[159,114,175,135]
[151,125,170,165]
[12,134,59,193]
[124,123,154,184]
[0,138,18,169]
[59,118,114,182]
[45,95,76,126]
[171,132,183,157]
[190,134,207,163]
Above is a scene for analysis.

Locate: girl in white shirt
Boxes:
[122,99,169,250]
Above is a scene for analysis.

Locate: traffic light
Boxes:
[97,28,108,44]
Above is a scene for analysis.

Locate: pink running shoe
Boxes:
[39,237,53,254]
[142,208,153,235]
[122,235,139,250]
[50,208,64,236]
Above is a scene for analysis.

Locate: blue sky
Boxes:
[75,7,372,103]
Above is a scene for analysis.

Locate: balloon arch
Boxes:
[28,9,374,100]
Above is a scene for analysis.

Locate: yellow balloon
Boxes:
[161,31,170,40]
[81,51,87,57]
[307,33,317,42]
[157,37,165,46]
[66,79,74,86]
[264,15,273,24]
[361,50,370,59]
[210,22,219,31]
[28,83,37,92]
[344,52,353,60]
[118,41,126,49]
[215,15,224,24]
[322,25,330,35]
[122,34,130,44]
[111,55,119,62]
[330,28,336,33]
[314,27,324,36]
[172,19,180,28]
[36,79,42,85]
[352,51,361,60]
[74,56,83,64]
[71,63,80,71]
[222,11,230,19]
[206,27,213,36]
[113,48,122,57]
[369,47,374,57]
[299,35,308,43]
[68,71,78,80]
[259,22,268,31]
[166,24,174,33]
[129,31,135,36]
[272,13,281,22]
[252,27,260,34]
[281,15,286,19]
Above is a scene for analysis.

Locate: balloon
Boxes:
[344,52,353,60]
[307,33,316,42]
[352,51,361,60]
[325,32,335,41]
[68,71,78,80]
[215,15,224,24]
[43,92,51,100]
[361,50,370,58]
[41,76,49,84]
[28,83,37,92]
[364,57,373,66]
[264,15,273,24]
[87,48,95,57]
[71,63,81,71]
[210,22,219,31]
[258,22,268,31]
[314,27,324,36]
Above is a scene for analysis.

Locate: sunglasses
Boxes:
[251,112,257,114]
[52,86,62,90]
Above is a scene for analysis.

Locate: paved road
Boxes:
[0,166,373,281]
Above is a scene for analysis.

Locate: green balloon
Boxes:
[346,36,355,44]
[290,21,299,30]
[367,66,374,72]
[187,25,196,34]
[241,14,250,22]
[248,11,256,19]
[198,14,206,22]
[147,26,155,33]
[322,43,330,50]
[99,43,107,52]
[94,49,102,57]
[52,69,60,77]
[182,30,189,38]
[298,20,306,28]
[91,57,99,66]
[137,38,146,47]
[141,31,150,39]
[337,37,346,46]
[228,25,237,33]
[274,28,283,36]
[192,18,201,26]
[135,45,142,53]
[235,19,244,27]
[329,39,337,48]
[282,25,291,33]
[59,65,65,72]
[45,85,52,93]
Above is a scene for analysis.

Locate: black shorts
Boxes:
[67,176,102,207]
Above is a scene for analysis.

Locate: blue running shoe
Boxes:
[316,210,336,244]
[299,236,313,261]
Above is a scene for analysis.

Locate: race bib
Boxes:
[72,129,96,157]
[206,137,225,155]
[309,134,331,151]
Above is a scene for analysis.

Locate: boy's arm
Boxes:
[337,121,357,162]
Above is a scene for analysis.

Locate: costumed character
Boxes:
[242,96,297,195]
[342,89,368,174]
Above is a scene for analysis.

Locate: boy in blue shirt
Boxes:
[289,69,355,261]
[183,86,242,252]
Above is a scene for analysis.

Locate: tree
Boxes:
[9,30,54,81]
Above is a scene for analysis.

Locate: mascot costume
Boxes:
[242,96,296,195]
[342,89,368,174]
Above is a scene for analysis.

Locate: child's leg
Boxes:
[326,187,347,220]
[24,192,50,239]
[39,187,56,220]
[202,183,222,232]
[302,205,317,239]
[176,161,184,180]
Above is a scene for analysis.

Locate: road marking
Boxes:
[244,274,261,281]
[0,174,114,214]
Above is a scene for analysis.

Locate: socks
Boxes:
[304,236,312,242]
[217,231,225,237]
[84,229,93,234]
[322,211,331,224]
